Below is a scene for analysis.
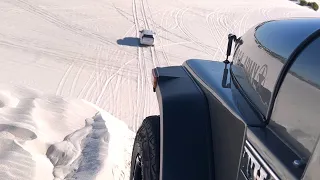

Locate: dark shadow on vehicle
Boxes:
[117,37,140,47]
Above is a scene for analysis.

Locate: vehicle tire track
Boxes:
[168,8,179,30]
[165,9,173,48]
[206,11,224,60]
[139,2,157,68]
[138,0,149,123]
[0,33,139,68]
[6,0,144,59]
[8,0,116,45]
[140,0,167,117]
[82,49,117,101]
[70,63,85,97]
[260,7,272,20]
[56,62,74,96]
[95,57,136,107]
[132,0,143,129]
[123,24,136,38]
[95,45,103,99]
[206,7,239,60]
[111,3,135,24]
[69,43,89,97]
[218,8,237,33]
[144,0,170,66]
[78,67,95,99]
[160,9,171,66]
[241,8,254,36]
[176,7,215,57]
[145,9,208,54]
[111,71,122,118]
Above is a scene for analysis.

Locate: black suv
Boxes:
[129,17,320,180]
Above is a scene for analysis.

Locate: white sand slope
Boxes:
[0,84,134,180]
[0,0,320,179]
[46,110,134,180]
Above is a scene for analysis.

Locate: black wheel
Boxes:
[130,115,160,180]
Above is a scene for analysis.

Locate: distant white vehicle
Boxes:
[139,29,155,46]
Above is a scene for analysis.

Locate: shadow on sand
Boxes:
[117,37,140,47]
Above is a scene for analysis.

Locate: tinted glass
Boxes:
[269,36,320,160]
[232,18,320,116]
[255,18,320,63]
[232,26,283,116]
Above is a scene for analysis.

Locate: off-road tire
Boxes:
[129,115,160,180]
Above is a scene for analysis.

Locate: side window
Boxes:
[269,37,320,160]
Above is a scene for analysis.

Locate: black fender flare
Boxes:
[153,66,214,180]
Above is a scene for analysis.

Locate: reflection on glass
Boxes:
[270,37,320,160]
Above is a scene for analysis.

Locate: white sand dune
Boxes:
[0,0,320,179]
[0,84,134,180]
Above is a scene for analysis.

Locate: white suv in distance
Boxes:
[139,29,155,46]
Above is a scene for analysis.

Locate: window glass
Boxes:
[269,37,320,160]
[255,18,320,62]
[232,18,320,116]
[143,35,153,38]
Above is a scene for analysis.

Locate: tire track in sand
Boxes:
[9,0,115,45]
[142,0,170,66]
[95,57,136,109]
[69,63,85,97]
[139,0,153,120]
[132,0,143,130]
[68,44,88,97]
[84,49,119,102]
[176,7,215,57]
[56,62,74,96]
[80,49,116,100]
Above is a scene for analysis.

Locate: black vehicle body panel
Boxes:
[153,66,214,180]
[302,137,320,180]
[184,60,248,180]
[151,17,320,180]
[154,59,299,180]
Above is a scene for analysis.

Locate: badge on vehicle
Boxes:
[240,141,278,180]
